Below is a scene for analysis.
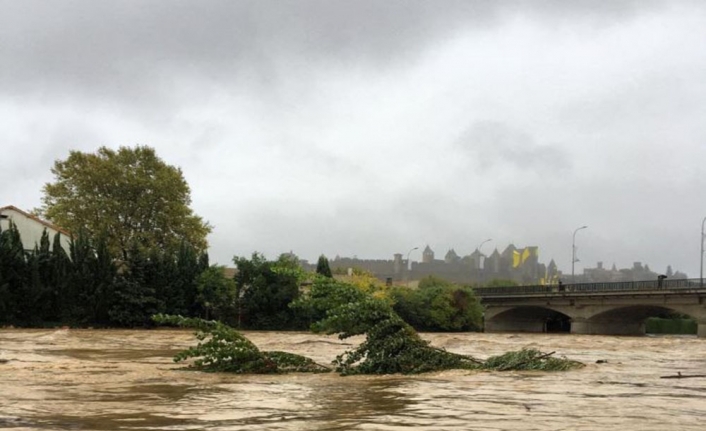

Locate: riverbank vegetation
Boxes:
[1,217,494,333]
[390,276,483,332]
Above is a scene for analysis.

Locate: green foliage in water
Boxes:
[318,297,481,375]
[156,277,583,376]
[152,314,328,374]
[294,277,480,375]
[294,276,583,375]
[481,348,584,371]
[645,317,697,334]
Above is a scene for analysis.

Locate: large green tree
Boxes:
[40,146,211,259]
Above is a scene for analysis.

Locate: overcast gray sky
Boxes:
[2,0,705,277]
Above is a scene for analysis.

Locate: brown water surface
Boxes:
[1,329,705,430]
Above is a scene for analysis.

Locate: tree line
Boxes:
[0,223,209,327]
[0,224,483,331]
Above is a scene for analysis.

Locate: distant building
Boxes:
[0,205,72,254]
[581,260,687,283]
[444,249,460,264]
[313,243,560,286]
[303,243,688,286]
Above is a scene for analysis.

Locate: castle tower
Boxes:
[445,248,460,264]
[393,253,403,274]
[422,245,434,263]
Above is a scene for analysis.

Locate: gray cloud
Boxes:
[2,0,705,278]
[0,0,670,107]
[1,1,491,104]
[457,121,570,173]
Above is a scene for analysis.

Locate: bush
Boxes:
[391,278,483,332]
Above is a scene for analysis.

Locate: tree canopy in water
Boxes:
[152,314,329,373]
[155,275,583,375]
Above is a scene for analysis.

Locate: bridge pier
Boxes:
[571,318,646,336]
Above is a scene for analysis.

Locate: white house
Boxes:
[0,205,72,254]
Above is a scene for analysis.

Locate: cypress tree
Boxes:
[65,230,95,323]
[108,242,157,327]
[146,247,168,314]
[175,241,199,316]
[0,223,8,322]
[49,232,71,323]
[89,235,117,325]
[31,230,54,322]
[316,255,333,278]
[0,222,28,323]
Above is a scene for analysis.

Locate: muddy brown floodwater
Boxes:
[1,329,705,431]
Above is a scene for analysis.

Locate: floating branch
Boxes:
[660,372,706,379]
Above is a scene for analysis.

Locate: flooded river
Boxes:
[1,329,705,430]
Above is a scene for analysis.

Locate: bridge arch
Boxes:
[574,305,699,336]
[484,306,572,333]
[478,279,706,337]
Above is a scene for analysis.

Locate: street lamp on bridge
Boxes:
[476,238,492,270]
[572,225,588,283]
[406,246,419,271]
[477,238,492,253]
[701,217,706,287]
[405,246,419,287]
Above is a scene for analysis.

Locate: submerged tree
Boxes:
[156,274,583,376]
[294,276,583,375]
[296,278,481,375]
[152,314,328,374]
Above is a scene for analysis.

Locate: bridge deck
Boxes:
[475,278,706,298]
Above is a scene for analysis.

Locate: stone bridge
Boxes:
[475,279,706,338]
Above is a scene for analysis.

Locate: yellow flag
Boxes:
[512,250,521,268]
[522,248,531,264]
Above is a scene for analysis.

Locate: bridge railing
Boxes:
[474,278,704,297]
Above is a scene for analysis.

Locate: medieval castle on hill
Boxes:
[300,244,687,286]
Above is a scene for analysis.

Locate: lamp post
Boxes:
[572,225,588,283]
[476,238,492,270]
[406,247,419,271]
[701,217,706,287]
[406,247,419,286]
[477,238,492,254]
